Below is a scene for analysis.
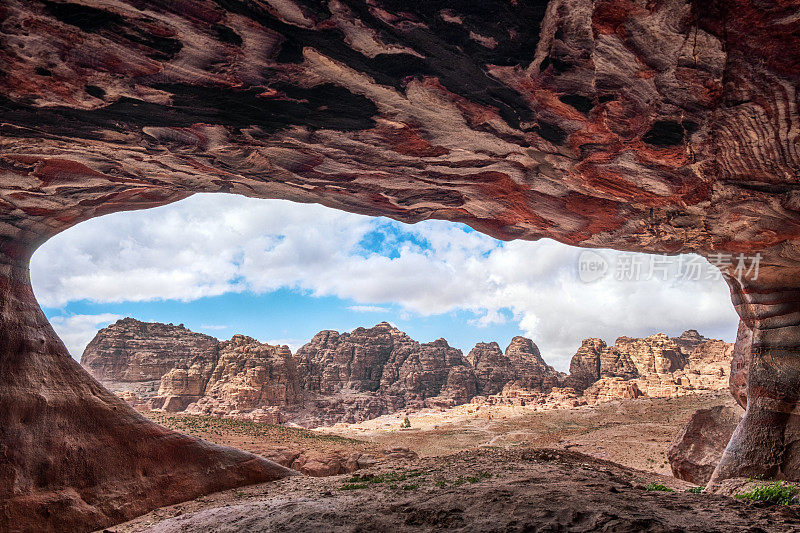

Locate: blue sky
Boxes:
[31,194,739,371]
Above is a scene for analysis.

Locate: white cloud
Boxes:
[347,305,392,313]
[49,313,123,359]
[31,194,739,370]
[266,339,305,352]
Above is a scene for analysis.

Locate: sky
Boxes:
[30,193,740,372]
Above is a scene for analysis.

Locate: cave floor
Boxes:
[105,393,800,532]
[105,447,798,532]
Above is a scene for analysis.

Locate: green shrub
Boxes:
[645,482,674,492]
[466,472,492,483]
[735,481,799,505]
[687,486,704,494]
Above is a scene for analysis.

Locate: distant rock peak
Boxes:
[82,319,732,427]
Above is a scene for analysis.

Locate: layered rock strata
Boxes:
[3,0,800,528]
[84,320,734,425]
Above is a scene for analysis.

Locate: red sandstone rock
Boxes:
[86,319,734,422]
[2,0,800,528]
[668,405,744,485]
[185,334,302,417]
[467,342,516,395]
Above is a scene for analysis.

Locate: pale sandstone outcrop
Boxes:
[84,321,735,424]
[184,334,302,417]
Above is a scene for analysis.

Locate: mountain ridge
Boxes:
[82,318,732,427]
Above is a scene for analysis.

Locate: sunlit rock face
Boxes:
[184,334,303,417]
[81,318,219,406]
[86,319,732,423]
[1,0,800,530]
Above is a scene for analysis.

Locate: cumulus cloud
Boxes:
[31,194,739,369]
[348,305,392,313]
[48,313,123,358]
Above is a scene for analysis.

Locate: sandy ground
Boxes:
[326,391,737,475]
[103,392,800,532]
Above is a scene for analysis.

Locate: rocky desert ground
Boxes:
[103,391,800,532]
[80,319,793,532]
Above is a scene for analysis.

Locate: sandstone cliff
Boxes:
[82,318,219,404]
[82,319,733,426]
[294,323,478,425]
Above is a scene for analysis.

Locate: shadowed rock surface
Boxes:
[669,404,744,485]
[2,0,800,530]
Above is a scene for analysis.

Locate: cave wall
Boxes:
[1,0,800,531]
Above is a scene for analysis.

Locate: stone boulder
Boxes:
[668,404,744,485]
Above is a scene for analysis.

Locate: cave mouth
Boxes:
[26,193,740,456]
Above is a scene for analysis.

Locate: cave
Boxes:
[2,0,800,530]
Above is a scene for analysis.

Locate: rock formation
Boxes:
[668,404,744,485]
[294,322,479,424]
[563,330,725,398]
[85,319,734,425]
[185,334,302,418]
[2,0,800,529]
[468,337,564,396]
[467,342,516,395]
[82,318,219,403]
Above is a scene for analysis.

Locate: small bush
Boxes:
[466,472,492,483]
[339,483,369,490]
[645,482,674,492]
[736,481,799,505]
[687,486,704,494]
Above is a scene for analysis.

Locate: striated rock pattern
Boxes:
[3,0,800,527]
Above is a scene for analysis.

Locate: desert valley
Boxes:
[4,0,800,530]
[77,318,799,532]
